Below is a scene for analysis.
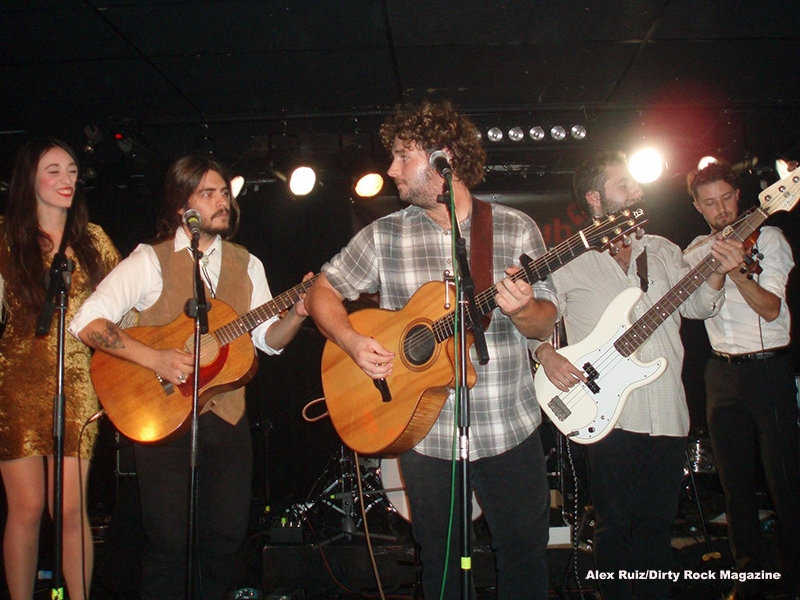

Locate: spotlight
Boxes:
[529,126,545,142]
[570,125,587,140]
[775,158,793,179]
[341,143,384,198]
[550,126,567,141]
[288,166,316,196]
[230,176,245,199]
[508,127,525,142]
[629,148,664,183]
[486,127,504,142]
[698,156,719,170]
[268,153,317,197]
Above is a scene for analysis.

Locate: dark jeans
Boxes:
[587,429,686,600]
[399,430,550,600]
[133,412,253,600]
[706,354,800,594]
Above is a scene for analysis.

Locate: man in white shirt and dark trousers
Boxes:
[531,150,743,600]
[685,162,800,600]
[70,155,309,600]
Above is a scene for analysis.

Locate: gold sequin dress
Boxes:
[0,220,120,460]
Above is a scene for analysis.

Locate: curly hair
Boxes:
[572,150,628,215]
[155,154,240,241]
[379,99,486,189]
[686,161,738,200]
[3,138,107,327]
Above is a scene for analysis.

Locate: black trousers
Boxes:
[133,412,253,600]
[399,430,551,600]
[705,353,800,594]
[587,429,687,600]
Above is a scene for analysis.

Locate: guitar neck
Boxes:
[615,208,767,357]
[431,228,598,343]
[214,274,318,345]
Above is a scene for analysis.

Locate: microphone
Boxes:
[182,209,202,238]
[429,150,452,177]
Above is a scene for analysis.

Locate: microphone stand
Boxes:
[36,205,76,600]
[439,176,489,600]
[184,231,210,599]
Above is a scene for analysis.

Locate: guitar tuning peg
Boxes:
[635,227,645,239]
[609,244,620,256]
[621,235,632,247]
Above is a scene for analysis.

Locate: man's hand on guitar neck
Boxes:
[535,343,587,393]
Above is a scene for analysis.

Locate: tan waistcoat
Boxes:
[137,239,254,425]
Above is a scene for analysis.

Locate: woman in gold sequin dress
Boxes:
[0,139,120,600]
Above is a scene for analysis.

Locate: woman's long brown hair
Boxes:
[3,138,106,328]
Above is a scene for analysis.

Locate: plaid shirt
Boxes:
[322,202,557,460]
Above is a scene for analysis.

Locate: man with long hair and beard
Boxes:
[71,154,310,600]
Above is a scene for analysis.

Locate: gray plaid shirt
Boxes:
[323,202,557,460]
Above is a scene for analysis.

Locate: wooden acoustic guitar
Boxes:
[90,275,317,443]
[321,206,648,456]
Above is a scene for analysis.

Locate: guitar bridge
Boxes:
[583,362,600,394]
[548,396,571,421]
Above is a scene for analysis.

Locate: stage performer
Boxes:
[71,154,309,600]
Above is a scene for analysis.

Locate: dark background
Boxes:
[0,1,799,588]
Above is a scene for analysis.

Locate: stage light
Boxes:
[508,127,525,142]
[629,148,664,183]
[529,126,545,141]
[230,176,245,199]
[487,127,504,142]
[341,143,384,198]
[288,166,316,196]
[698,156,719,170]
[776,158,791,179]
[570,125,587,140]
[550,126,567,141]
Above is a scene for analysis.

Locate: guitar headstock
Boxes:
[758,169,800,216]
[585,205,649,251]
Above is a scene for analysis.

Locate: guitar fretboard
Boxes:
[614,208,767,357]
[430,209,646,343]
[214,274,318,346]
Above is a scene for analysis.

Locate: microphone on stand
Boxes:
[429,150,452,178]
[183,209,202,239]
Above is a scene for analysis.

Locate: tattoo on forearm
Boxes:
[88,322,126,350]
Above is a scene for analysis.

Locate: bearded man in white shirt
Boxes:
[70,155,309,600]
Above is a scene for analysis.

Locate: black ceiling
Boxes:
[2,0,800,174]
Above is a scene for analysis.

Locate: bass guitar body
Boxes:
[321,281,476,456]
[535,288,667,444]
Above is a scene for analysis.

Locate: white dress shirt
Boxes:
[69,227,282,355]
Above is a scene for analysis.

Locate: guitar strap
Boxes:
[636,247,649,293]
[470,197,493,328]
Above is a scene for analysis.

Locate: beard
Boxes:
[397,167,442,210]
[200,210,233,236]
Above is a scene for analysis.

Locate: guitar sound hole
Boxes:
[404,324,436,367]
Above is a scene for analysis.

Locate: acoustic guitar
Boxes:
[321,206,648,456]
[90,275,317,443]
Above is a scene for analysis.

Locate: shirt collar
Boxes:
[172,226,222,257]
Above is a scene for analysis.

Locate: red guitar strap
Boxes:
[470,197,493,327]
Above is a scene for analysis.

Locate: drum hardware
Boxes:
[685,437,716,475]
[281,445,404,546]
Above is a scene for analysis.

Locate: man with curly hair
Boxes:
[306,99,558,599]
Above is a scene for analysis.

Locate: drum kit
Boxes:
[290,445,483,544]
